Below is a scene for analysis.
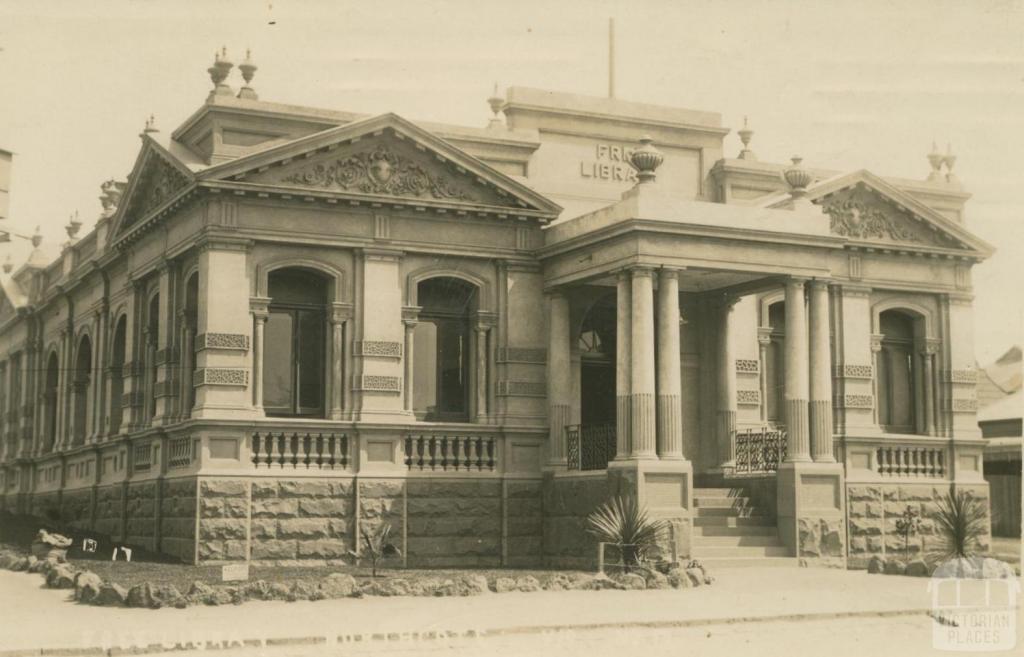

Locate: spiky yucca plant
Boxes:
[586,495,668,571]
[929,489,988,563]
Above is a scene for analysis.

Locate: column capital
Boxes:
[331,301,354,324]
[402,305,421,324]
[757,326,772,345]
[808,278,832,290]
[249,296,271,318]
[657,266,683,280]
[921,337,941,355]
[628,265,656,278]
[786,276,809,289]
[870,332,884,353]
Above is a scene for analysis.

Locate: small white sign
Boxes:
[221,564,250,582]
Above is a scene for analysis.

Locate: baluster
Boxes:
[447,436,457,471]
[440,436,450,471]
[415,436,424,469]
[916,448,924,477]
[937,450,945,477]
[251,434,261,467]
[429,436,438,470]
[340,434,349,469]
[877,448,887,476]
[474,437,483,470]
[925,449,935,477]
[313,434,323,469]
[272,432,284,468]
[325,434,336,469]
[303,433,312,468]
[404,435,412,468]
[486,437,495,470]
[460,436,469,470]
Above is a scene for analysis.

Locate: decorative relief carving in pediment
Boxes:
[124,156,190,226]
[821,188,960,249]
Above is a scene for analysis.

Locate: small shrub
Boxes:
[349,523,401,577]
[929,489,988,563]
[586,495,667,572]
[894,505,921,562]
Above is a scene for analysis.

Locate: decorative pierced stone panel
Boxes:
[193,368,249,387]
[841,394,874,409]
[497,380,547,397]
[355,341,403,358]
[359,375,401,393]
[736,389,761,405]
[951,398,979,412]
[735,359,759,374]
[496,348,547,364]
[946,369,978,384]
[838,364,873,379]
[196,333,250,352]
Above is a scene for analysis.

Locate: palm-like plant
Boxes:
[929,489,988,563]
[586,495,668,571]
[349,522,401,577]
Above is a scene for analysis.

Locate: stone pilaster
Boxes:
[353,248,406,421]
[250,296,269,415]
[614,270,632,460]
[330,303,352,421]
[656,268,683,460]
[629,267,656,459]
[757,327,771,423]
[152,261,176,425]
[808,280,835,462]
[784,278,811,462]
[716,296,737,468]
[546,292,571,467]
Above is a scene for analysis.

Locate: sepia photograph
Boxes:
[0,1,1021,655]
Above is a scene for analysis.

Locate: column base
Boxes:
[607,457,694,560]
[776,461,846,568]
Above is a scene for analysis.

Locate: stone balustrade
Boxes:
[404,431,498,472]
[837,435,955,482]
[250,431,351,470]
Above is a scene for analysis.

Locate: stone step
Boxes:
[694,506,767,518]
[692,545,791,558]
[691,534,783,548]
[693,515,776,527]
[693,496,752,508]
[695,556,800,569]
[694,524,778,537]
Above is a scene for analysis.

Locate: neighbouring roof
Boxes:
[978,388,1024,424]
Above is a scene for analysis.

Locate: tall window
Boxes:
[72,334,92,446]
[263,268,327,416]
[43,352,59,452]
[764,301,786,423]
[183,274,199,416]
[878,310,917,433]
[109,316,126,434]
[413,277,475,422]
[578,295,616,426]
[145,294,160,422]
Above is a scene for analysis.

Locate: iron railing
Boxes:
[733,426,787,474]
[565,422,616,471]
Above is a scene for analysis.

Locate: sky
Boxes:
[0,0,1021,362]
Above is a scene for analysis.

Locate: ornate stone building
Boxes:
[0,54,994,568]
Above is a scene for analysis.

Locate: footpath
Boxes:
[0,566,983,656]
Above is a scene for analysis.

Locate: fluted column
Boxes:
[329,315,345,420]
[784,278,811,462]
[657,268,683,459]
[629,268,657,458]
[402,318,416,413]
[716,296,737,468]
[251,300,269,414]
[870,333,884,427]
[921,339,938,436]
[614,271,632,459]
[808,280,835,462]
[547,292,572,466]
[475,324,489,422]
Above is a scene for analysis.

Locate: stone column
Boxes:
[547,292,572,467]
[716,296,738,468]
[152,262,175,425]
[90,308,107,442]
[656,268,683,460]
[757,327,771,423]
[329,307,346,421]
[250,297,269,415]
[808,280,835,462]
[784,278,811,462]
[614,271,632,459]
[402,317,417,413]
[921,339,939,436]
[55,327,69,450]
[474,320,492,423]
[629,267,657,459]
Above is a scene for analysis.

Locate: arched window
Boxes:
[109,316,127,434]
[413,277,476,422]
[764,301,786,423]
[182,274,199,416]
[578,295,616,426]
[264,268,328,416]
[145,294,160,422]
[878,310,917,433]
[72,334,92,446]
[43,352,59,452]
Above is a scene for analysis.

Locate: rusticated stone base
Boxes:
[846,482,991,569]
[249,479,353,562]
[406,479,501,567]
[506,481,543,566]
[197,479,248,562]
[125,482,159,550]
[160,478,196,563]
[60,488,94,531]
[541,474,610,569]
[94,484,125,540]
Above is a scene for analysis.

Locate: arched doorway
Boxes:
[72,334,92,446]
[109,315,127,434]
[578,295,616,426]
[413,277,477,422]
[43,352,59,452]
[264,267,328,417]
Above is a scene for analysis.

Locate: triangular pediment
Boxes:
[109,138,195,242]
[199,113,561,220]
[808,171,993,257]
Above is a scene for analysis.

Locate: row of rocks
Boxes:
[867,555,1016,579]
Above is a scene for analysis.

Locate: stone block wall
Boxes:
[125,482,159,549]
[197,479,249,562]
[406,479,502,568]
[94,484,125,540]
[160,478,196,563]
[60,488,94,531]
[847,482,991,568]
[250,479,352,563]
[541,474,609,569]
[797,517,845,565]
[506,481,543,566]
[358,479,404,562]
[29,491,60,521]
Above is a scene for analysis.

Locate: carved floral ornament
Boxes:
[279,145,479,203]
[824,198,919,243]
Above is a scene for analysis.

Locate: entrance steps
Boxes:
[690,486,798,568]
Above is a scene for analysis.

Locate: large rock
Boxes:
[31,529,72,562]
[515,575,541,592]
[867,556,885,574]
[93,583,128,606]
[666,570,692,589]
[577,575,625,591]
[188,581,233,606]
[74,571,103,603]
[127,582,186,609]
[10,556,30,572]
[905,560,930,577]
[459,575,490,596]
[613,573,647,590]
[319,573,357,598]
[493,577,517,593]
[46,564,77,589]
[685,568,706,587]
[644,570,671,590]
[883,559,907,576]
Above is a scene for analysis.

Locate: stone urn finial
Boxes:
[237,49,258,100]
[629,135,664,184]
[143,114,158,134]
[738,116,756,161]
[207,47,234,99]
[943,143,957,183]
[487,83,504,129]
[783,156,812,200]
[31,226,42,248]
[66,211,82,240]
[927,141,944,181]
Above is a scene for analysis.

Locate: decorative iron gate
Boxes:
[565,423,617,471]
[733,426,787,473]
